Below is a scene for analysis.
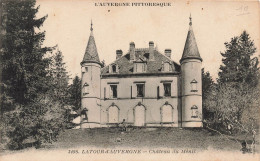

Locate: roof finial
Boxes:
[90,19,93,31]
[189,14,192,26]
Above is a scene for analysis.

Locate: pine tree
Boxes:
[49,49,70,104]
[0,0,67,150]
[218,31,258,86]
[68,76,81,111]
[1,0,52,106]
[201,68,215,120]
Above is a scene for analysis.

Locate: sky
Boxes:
[36,0,260,81]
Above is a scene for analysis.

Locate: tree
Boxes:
[47,49,70,126]
[0,0,68,150]
[68,76,81,111]
[203,82,259,152]
[1,0,52,106]
[201,68,215,120]
[48,48,70,103]
[218,31,258,87]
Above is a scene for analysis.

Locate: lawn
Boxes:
[42,127,247,151]
[1,127,260,161]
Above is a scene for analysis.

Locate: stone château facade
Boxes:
[80,16,203,128]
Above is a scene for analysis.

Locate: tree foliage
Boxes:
[202,68,215,120]
[1,0,52,106]
[203,31,259,152]
[0,0,69,150]
[68,76,81,111]
[218,31,259,86]
[48,49,70,103]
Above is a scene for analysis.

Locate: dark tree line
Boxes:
[202,31,259,153]
[0,0,81,150]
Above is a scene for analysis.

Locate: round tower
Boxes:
[80,21,102,128]
[180,15,203,127]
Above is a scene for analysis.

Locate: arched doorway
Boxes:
[108,105,119,123]
[161,105,173,123]
[134,105,145,126]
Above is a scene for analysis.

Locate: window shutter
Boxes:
[170,64,175,71]
[157,86,160,98]
[132,84,137,98]
[104,87,106,99]
[171,83,174,96]
[143,84,145,97]
[106,85,110,98]
[159,83,164,97]
[109,65,112,73]
[130,86,132,99]
[116,65,119,73]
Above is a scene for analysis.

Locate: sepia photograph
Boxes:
[0,0,259,160]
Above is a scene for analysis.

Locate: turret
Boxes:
[180,15,203,127]
[80,21,102,128]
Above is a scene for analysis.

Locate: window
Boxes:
[81,108,88,121]
[83,83,89,95]
[164,62,170,72]
[135,63,146,73]
[112,65,117,73]
[190,79,198,92]
[81,67,88,73]
[136,84,145,97]
[163,83,171,97]
[191,105,198,118]
[109,64,118,73]
[110,85,117,98]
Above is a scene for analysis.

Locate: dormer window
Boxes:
[134,62,146,73]
[190,79,198,92]
[83,83,89,95]
[109,64,119,73]
[162,62,172,72]
[164,62,170,72]
[112,65,117,73]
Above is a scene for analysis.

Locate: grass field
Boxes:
[42,127,248,151]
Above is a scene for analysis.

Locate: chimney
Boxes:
[130,42,135,61]
[165,49,172,58]
[149,41,154,61]
[116,50,123,59]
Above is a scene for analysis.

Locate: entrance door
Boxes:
[108,106,119,123]
[134,105,145,126]
[162,105,173,122]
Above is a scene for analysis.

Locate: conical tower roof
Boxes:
[180,15,202,63]
[81,21,101,65]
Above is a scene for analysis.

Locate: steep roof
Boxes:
[101,49,180,76]
[180,16,202,62]
[81,22,101,64]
